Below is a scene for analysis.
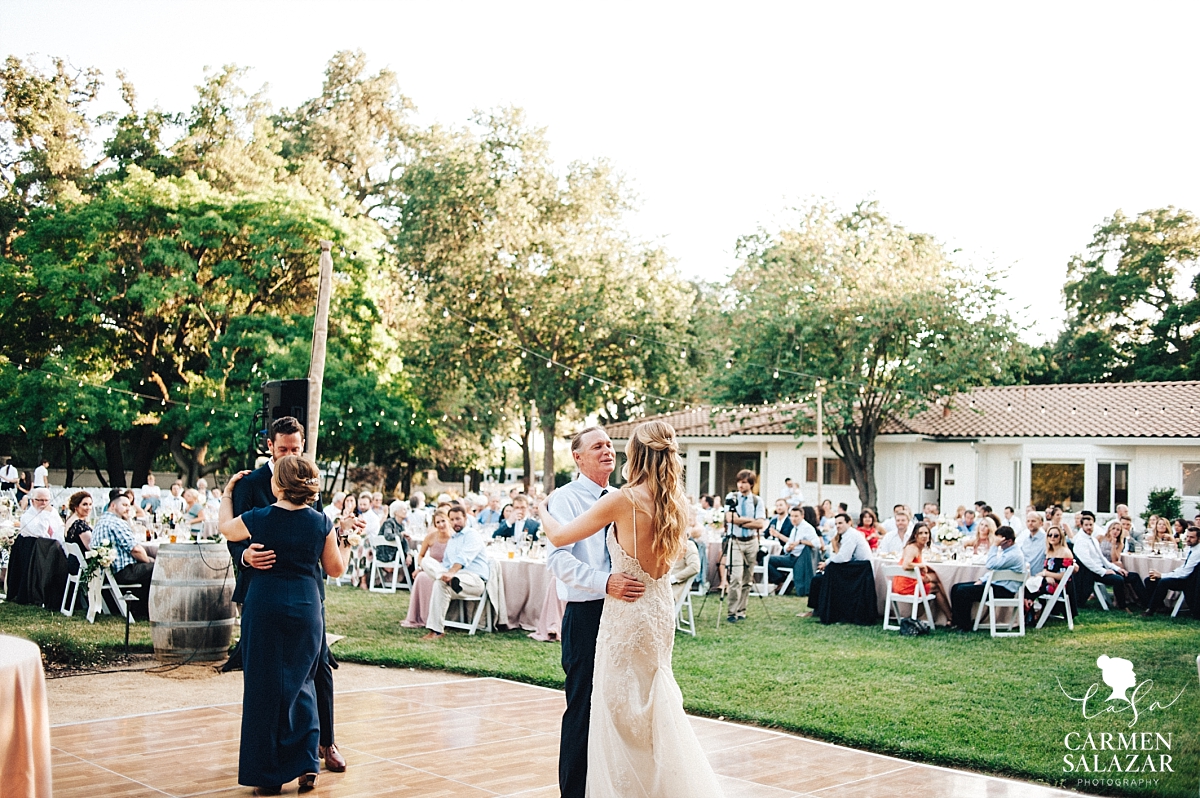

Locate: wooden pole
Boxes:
[815,383,824,509]
[306,241,334,459]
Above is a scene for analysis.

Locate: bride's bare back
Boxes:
[612,485,673,579]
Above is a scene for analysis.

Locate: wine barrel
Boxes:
[148,543,236,663]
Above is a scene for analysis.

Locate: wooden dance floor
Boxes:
[50,676,1075,797]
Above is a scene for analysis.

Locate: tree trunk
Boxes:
[79,443,108,487]
[102,428,127,487]
[63,436,74,488]
[834,423,878,513]
[130,427,163,487]
[540,410,556,495]
[520,430,533,494]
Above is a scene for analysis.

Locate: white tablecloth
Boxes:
[871,557,988,621]
[0,635,52,798]
[492,557,565,642]
[1120,553,1185,580]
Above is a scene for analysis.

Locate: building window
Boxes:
[806,457,852,486]
[1183,463,1200,498]
[1096,462,1129,513]
[1030,462,1084,510]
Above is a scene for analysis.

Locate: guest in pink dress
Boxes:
[402,510,452,628]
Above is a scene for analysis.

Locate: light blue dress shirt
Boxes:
[1016,529,1046,573]
[828,528,873,563]
[986,543,1026,593]
[546,474,612,602]
[442,526,490,580]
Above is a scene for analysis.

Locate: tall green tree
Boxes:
[393,109,694,492]
[1037,207,1200,383]
[720,201,1023,511]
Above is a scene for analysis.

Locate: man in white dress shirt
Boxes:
[545,427,644,798]
[878,509,912,555]
[1143,525,1199,617]
[1073,510,1147,610]
[18,488,65,545]
[0,460,18,492]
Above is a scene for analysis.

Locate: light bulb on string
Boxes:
[725,360,732,369]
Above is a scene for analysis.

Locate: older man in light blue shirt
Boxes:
[423,505,490,637]
[545,427,643,798]
[950,525,1026,631]
[1015,510,1046,574]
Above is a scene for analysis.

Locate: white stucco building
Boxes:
[604,381,1200,520]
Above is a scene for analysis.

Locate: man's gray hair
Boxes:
[571,426,608,452]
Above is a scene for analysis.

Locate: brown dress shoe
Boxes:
[319,743,347,772]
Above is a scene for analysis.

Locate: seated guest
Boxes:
[493,494,540,541]
[139,474,161,513]
[804,513,871,615]
[1143,525,1199,618]
[915,501,939,524]
[1173,518,1187,540]
[90,490,155,618]
[1003,506,1024,533]
[19,487,65,545]
[669,534,701,605]
[357,492,381,537]
[378,500,409,568]
[371,491,387,519]
[764,499,792,547]
[858,508,883,550]
[1072,510,1147,610]
[1099,519,1127,562]
[159,481,184,515]
[402,511,453,628]
[949,525,1024,632]
[1025,526,1077,622]
[893,522,952,622]
[686,508,709,590]
[768,505,823,594]
[64,491,94,550]
[968,516,997,555]
[1015,510,1047,573]
[477,493,504,527]
[957,509,979,537]
[421,506,490,639]
[182,489,205,538]
[878,509,912,555]
[1148,517,1175,547]
[325,491,346,522]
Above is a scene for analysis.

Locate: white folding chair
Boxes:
[881,564,935,631]
[96,568,139,625]
[675,590,696,637]
[1170,591,1186,618]
[60,541,86,617]
[442,564,494,635]
[776,570,793,596]
[751,560,772,596]
[973,564,1029,637]
[368,535,409,593]
[1035,571,1075,630]
[1093,581,1111,610]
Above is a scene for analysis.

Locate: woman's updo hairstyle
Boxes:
[272,454,321,506]
[68,490,91,514]
[622,420,686,565]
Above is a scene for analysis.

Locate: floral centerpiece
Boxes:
[0,523,16,553]
[931,519,962,545]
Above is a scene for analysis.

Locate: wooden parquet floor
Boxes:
[51,676,1076,797]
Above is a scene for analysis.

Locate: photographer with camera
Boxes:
[724,469,766,622]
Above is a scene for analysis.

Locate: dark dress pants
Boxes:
[950,582,1014,631]
[316,607,336,746]
[114,561,155,620]
[560,599,604,798]
[1145,574,1196,616]
[767,553,798,585]
[1078,569,1146,609]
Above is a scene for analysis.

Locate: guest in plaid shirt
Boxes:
[91,490,155,618]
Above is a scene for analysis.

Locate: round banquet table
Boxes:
[493,556,565,641]
[0,635,52,798]
[1120,552,1185,580]
[871,557,989,623]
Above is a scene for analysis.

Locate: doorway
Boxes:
[715,451,762,499]
[918,463,941,511]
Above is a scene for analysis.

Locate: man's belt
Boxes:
[731,533,756,541]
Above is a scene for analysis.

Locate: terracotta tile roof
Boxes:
[603,381,1200,440]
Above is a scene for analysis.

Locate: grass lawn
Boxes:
[3,588,1197,797]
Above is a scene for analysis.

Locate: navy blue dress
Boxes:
[237,505,332,788]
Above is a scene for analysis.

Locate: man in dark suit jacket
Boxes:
[492,494,541,541]
[223,416,352,774]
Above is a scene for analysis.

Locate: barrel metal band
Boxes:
[148,618,236,628]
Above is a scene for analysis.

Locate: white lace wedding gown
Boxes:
[586,503,725,797]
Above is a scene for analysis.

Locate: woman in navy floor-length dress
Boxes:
[219,455,350,795]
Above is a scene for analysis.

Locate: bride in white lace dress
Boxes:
[542,420,725,797]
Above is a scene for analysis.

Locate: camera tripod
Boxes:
[697,512,772,628]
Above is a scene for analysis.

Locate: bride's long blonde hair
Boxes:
[621,420,686,565]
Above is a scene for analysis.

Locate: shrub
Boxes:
[28,629,101,667]
[1140,487,1183,525]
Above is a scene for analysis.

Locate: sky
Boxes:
[4,1,1200,343]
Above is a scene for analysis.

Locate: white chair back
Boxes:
[675,591,696,637]
[1034,568,1074,630]
[973,565,1029,637]
[60,541,86,617]
[881,564,934,630]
